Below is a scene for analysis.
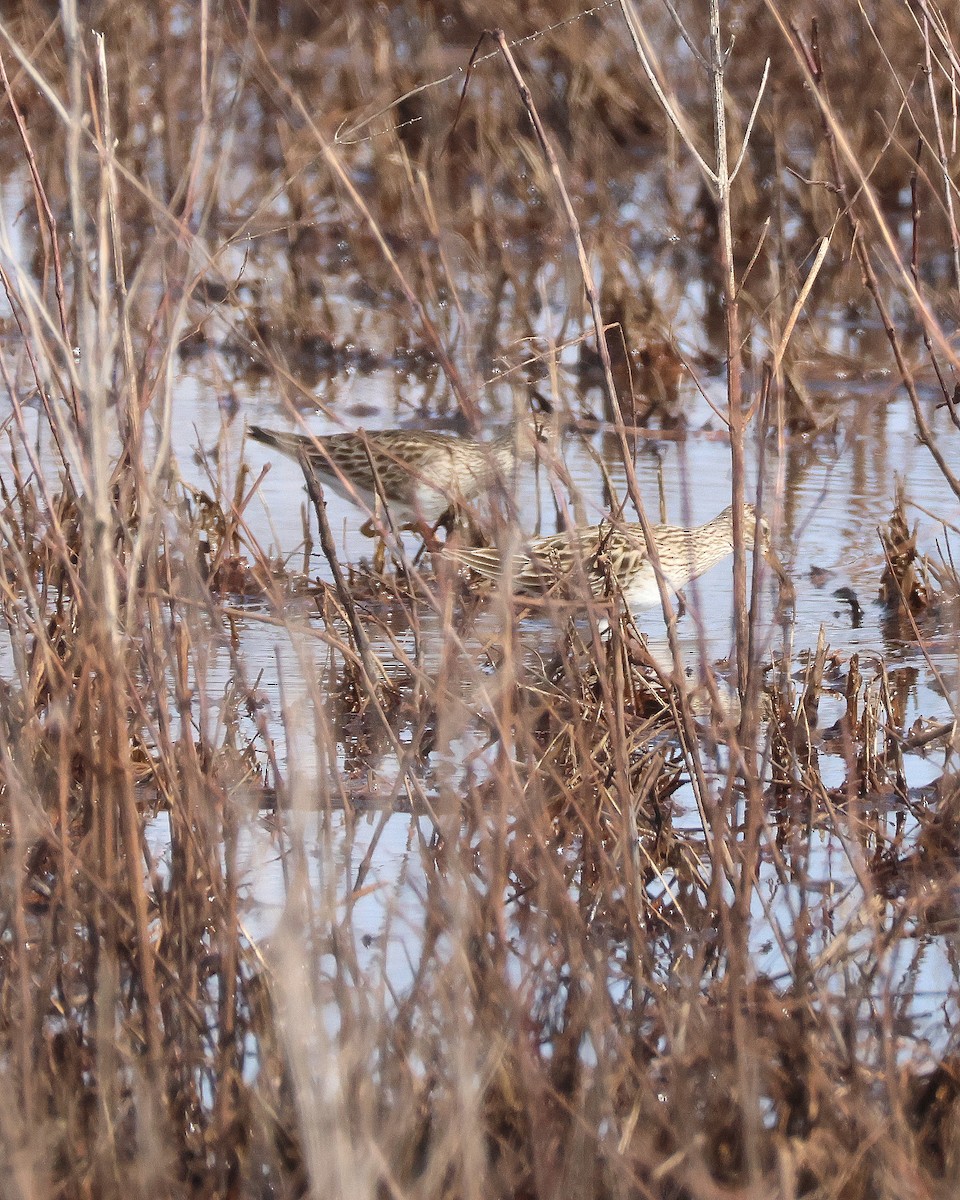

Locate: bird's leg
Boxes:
[443,504,487,548]
[372,498,387,574]
[423,519,446,552]
[407,518,444,554]
[409,514,448,567]
[415,503,465,551]
[674,588,687,620]
[358,513,389,573]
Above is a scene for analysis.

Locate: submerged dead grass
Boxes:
[0,1,958,1197]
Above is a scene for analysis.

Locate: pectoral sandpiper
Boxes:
[247,420,549,543]
[446,502,788,623]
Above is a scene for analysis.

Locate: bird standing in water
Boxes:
[446,502,789,626]
[247,418,551,555]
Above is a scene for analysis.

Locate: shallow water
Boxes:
[232,366,959,712]
[1,63,958,1072]
[138,343,959,1061]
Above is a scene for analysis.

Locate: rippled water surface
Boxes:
[2,77,958,1055]
[134,318,960,1039]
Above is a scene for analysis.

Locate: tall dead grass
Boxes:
[0,1,956,1197]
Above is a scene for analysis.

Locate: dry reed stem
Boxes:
[770,1,960,501]
[0,3,953,1197]
[490,27,725,863]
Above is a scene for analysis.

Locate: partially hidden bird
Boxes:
[247,419,549,544]
[445,502,789,624]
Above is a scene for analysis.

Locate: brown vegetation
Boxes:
[0,1,957,1197]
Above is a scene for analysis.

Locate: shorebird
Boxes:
[247,419,549,545]
[446,502,787,624]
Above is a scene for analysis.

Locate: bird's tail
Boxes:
[247,425,312,460]
[443,544,506,583]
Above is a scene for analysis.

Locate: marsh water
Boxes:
[2,9,960,1076]
[169,307,960,1056]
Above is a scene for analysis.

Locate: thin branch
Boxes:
[771,234,831,375]
[920,12,960,291]
[657,0,713,71]
[619,0,718,184]
[729,56,771,183]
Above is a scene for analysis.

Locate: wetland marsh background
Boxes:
[0,1,959,1197]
